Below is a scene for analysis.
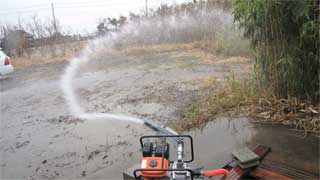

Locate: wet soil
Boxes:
[188,118,319,176]
[0,48,318,179]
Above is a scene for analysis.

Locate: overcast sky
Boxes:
[0,0,191,34]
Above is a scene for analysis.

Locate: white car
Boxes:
[0,49,14,75]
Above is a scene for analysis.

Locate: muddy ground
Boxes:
[0,47,318,179]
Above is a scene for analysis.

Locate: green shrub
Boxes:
[232,0,319,102]
[207,24,251,56]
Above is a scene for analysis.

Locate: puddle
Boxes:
[76,117,319,178]
[83,117,319,178]
[186,117,319,175]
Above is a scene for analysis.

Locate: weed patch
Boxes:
[174,76,319,134]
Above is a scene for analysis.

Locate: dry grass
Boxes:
[10,41,87,68]
[170,48,219,65]
[104,42,247,66]
[106,43,196,56]
[248,96,319,133]
[174,77,320,134]
[11,41,248,69]
[13,55,68,68]
[214,56,250,64]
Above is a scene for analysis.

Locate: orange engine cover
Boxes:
[140,157,169,178]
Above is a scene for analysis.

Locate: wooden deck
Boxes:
[250,159,319,180]
[219,145,319,180]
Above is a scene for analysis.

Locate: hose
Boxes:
[201,168,229,177]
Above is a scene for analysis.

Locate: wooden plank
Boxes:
[262,159,318,178]
[252,159,319,180]
[250,167,293,180]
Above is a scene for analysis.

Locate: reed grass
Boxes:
[232,0,319,103]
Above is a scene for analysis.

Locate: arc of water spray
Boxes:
[60,6,231,136]
[60,43,144,124]
[60,37,177,135]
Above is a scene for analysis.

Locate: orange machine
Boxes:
[133,135,229,180]
[140,157,169,178]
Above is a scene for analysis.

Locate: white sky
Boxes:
[0,0,191,34]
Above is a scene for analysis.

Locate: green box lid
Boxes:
[232,147,259,164]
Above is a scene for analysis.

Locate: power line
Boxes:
[55,3,119,9]
[54,0,117,6]
[0,4,49,12]
[0,0,153,16]
[0,2,122,15]
[0,8,51,15]
[0,1,117,12]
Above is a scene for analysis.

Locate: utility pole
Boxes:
[145,0,148,16]
[51,3,57,35]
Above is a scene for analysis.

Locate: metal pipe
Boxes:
[143,119,178,136]
[177,142,184,161]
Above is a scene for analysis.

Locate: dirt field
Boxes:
[1,46,318,179]
[0,46,250,179]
